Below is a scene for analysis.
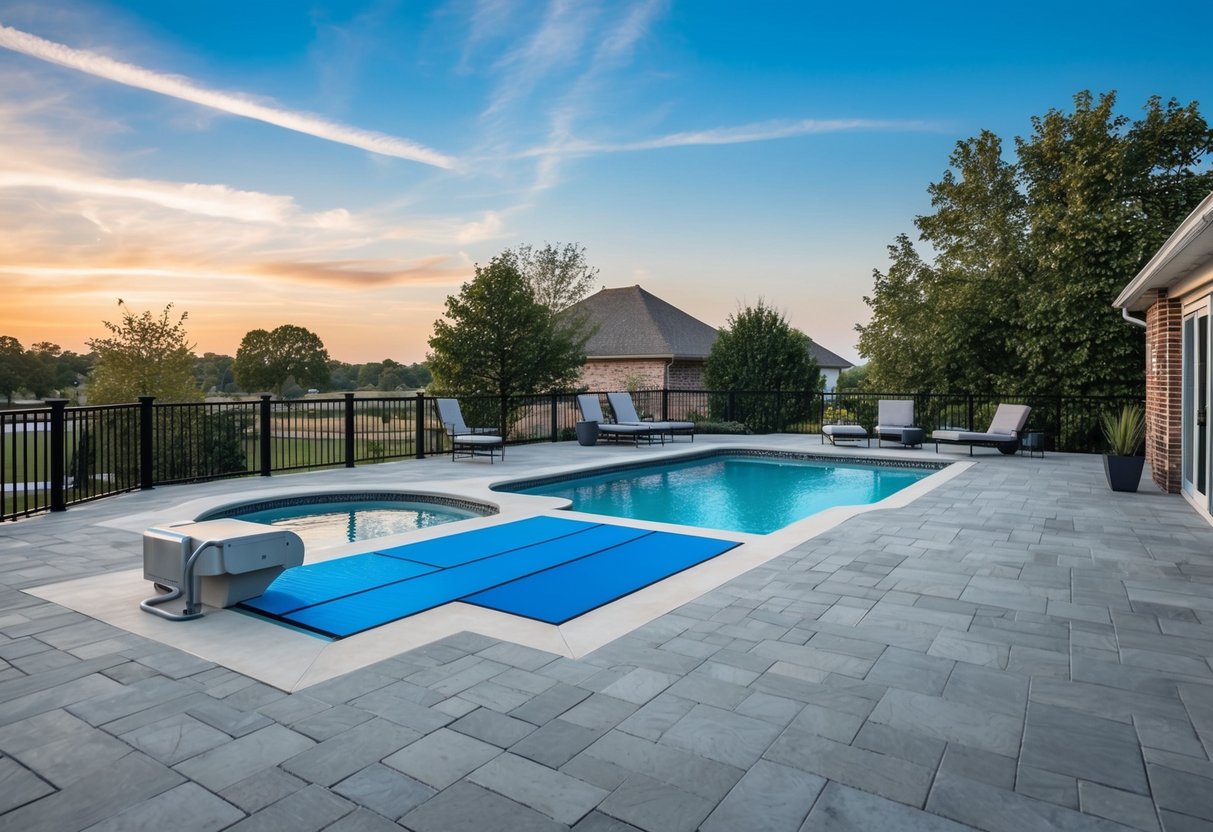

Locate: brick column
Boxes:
[1145,289,1183,493]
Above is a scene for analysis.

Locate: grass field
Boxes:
[2,431,49,484]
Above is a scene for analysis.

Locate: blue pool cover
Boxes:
[239,515,739,638]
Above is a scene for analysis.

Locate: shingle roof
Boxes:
[566,284,855,368]
[808,341,853,370]
[567,286,720,359]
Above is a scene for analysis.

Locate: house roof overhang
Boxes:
[585,354,677,361]
[1115,189,1213,312]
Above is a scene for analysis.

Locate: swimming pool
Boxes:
[501,453,938,534]
[203,494,489,549]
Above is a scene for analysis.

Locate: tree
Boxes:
[857,91,1213,397]
[86,301,201,403]
[428,251,589,433]
[233,325,330,397]
[327,360,358,391]
[511,242,600,312]
[194,353,236,394]
[704,301,820,432]
[0,336,28,404]
[835,364,870,391]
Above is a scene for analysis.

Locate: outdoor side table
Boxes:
[1023,432,1046,458]
[899,427,925,448]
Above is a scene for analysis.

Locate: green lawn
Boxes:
[3,488,48,518]
[2,431,49,484]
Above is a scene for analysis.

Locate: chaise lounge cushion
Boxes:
[875,399,916,446]
[875,399,915,437]
[822,424,869,446]
[933,404,1031,450]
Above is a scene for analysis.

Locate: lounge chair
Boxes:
[876,400,916,447]
[821,424,870,446]
[933,404,1031,456]
[576,395,663,446]
[606,392,695,442]
[435,398,504,462]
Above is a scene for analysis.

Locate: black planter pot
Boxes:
[1103,454,1145,493]
[575,420,599,446]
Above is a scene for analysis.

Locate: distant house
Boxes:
[566,285,854,392]
[1114,189,1213,514]
[808,342,854,393]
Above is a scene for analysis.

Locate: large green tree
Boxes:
[857,91,1213,397]
[704,301,820,431]
[428,251,589,433]
[86,302,202,404]
[233,325,330,397]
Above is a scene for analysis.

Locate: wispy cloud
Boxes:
[528,0,665,191]
[0,171,347,225]
[0,23,456,168]
[0,255,467,289]
[481,0,590,122]
[522,117,933,158]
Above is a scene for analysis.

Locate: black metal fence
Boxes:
[1,389,1140,521]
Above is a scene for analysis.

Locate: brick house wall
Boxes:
[578,359,666,392]
[667,360,706,389]
[1145,289,1183,493]
[578,359,706,391]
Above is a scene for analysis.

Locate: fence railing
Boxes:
[1,389,1141,521]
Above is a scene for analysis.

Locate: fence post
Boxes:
[662,388,669,421]
[259,394,272,476]
[550,393,558,443]
[1055,395,1063,450]
[47,399,68,511]
[415,392,426,459]
[344,393,356,468]
[967,395,974,430]
[138,396,155,490]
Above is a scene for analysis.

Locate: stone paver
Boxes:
[699,759,823,832]
[804,782,980,831]
[468,752,608,825]
[400,780,567,832]
[382,727,500,789]
[1,439,1212,831]
[332,762,435,819]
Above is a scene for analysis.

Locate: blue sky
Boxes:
[0,0,1209,364]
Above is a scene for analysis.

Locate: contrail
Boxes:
[0,24,456,169]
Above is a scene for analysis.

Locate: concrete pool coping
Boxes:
[26,436,972,692]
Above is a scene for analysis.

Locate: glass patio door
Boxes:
[1183,301,1211,507]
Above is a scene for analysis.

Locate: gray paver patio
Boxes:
[1,437,1213,830]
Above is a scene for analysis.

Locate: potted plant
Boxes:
[1101,405,1145,492]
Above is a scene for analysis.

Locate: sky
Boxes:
[0,1,1210,365]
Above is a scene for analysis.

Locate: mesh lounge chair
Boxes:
[576,394,662,446]
[435,398,504,462]
[933,404,1031,456]
[606,392,694,442]
[875,400,916,447]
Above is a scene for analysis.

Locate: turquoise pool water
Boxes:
[223,500,479,549]
[506,455,934,534]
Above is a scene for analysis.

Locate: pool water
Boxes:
[228,500,479,549]
[508,455,933,534]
